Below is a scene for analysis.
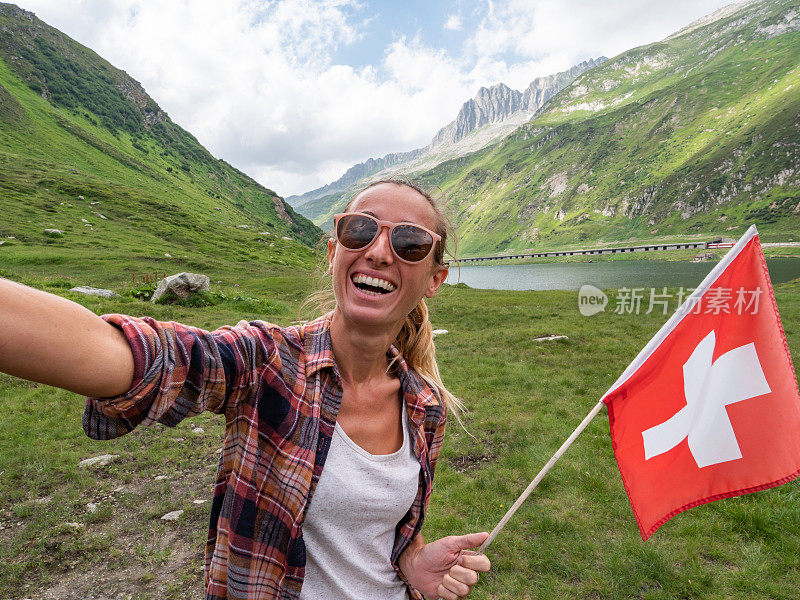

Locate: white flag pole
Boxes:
[476,399,606,554]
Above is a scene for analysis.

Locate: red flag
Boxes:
[602,225,800,540]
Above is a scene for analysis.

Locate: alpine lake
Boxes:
[446,256,800,291]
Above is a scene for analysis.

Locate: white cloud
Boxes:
[16,0,734,196]
[444,14,462,31]
[464,0,733,89]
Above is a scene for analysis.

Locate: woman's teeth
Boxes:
[352,273,396,295]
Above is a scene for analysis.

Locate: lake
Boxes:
[445,257,800,291]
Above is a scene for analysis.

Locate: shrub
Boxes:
[129,281,158,301]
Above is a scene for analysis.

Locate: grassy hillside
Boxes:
[0,3,321,285]
[414,0,800,254]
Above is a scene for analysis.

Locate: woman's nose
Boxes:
[364,226,394,264]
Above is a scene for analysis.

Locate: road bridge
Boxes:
[457,239,725,263]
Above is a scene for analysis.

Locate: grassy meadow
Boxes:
[0,251,798,600]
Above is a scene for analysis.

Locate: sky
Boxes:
[17,0,737,197]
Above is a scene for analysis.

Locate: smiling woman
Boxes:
[0,179,489,600]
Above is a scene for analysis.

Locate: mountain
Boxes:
[407,0,800,253]
[0,3,321,276]
[286,58,604,218]
[430,58,606,150]
[429,83,524,149]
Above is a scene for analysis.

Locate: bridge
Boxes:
[456,239,725,263]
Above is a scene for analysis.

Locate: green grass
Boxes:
[1,259,798,599]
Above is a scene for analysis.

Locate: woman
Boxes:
[0,180,490,599]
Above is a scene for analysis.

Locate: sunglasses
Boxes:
[333,213,442,264]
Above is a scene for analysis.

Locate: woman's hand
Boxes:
[399,532,491,599]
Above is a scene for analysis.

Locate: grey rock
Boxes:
[533,334,569,342]
[151,272,210,303]
[192,427,205,434]
[161,510,184,522]
[44,228,63,236]
[86,502,99,513]
[70,286,120,298]
[432,329,449,337]
[79,454,119,468]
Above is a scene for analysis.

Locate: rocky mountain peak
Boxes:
[428,57,605,151]
[522,57,607,114]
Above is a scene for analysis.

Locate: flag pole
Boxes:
[476,399,606,554]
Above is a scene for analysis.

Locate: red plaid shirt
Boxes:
[83,312,446,599]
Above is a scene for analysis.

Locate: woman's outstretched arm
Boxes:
[0,277,134,397]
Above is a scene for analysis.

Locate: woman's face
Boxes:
[327,183,449,331]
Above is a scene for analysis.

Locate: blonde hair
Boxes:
[302,179,464,420]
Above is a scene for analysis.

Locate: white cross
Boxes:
[642,330,770,468]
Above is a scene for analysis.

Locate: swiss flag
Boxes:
[602,225,800,540]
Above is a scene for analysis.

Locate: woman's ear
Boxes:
[425,266,449,298]
[327,238,336,275]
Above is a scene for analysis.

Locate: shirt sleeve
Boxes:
[83,313,276,440]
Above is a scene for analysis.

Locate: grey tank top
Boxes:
[299,403,419,599]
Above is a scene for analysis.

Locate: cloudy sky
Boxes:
[18,0,735,197]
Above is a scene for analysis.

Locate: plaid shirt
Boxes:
[83,312,446,600]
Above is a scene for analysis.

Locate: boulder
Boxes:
[70,286,120,298]
[151,272,210,303]
[44,229,63,236]
[432,329,449,337]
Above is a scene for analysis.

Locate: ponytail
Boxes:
[392,298,464,420]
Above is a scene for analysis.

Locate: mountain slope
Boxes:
[287,59,603,218]
[0,3,321,279]
[412,0,800,253]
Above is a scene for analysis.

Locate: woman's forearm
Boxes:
[0,277,134,397]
